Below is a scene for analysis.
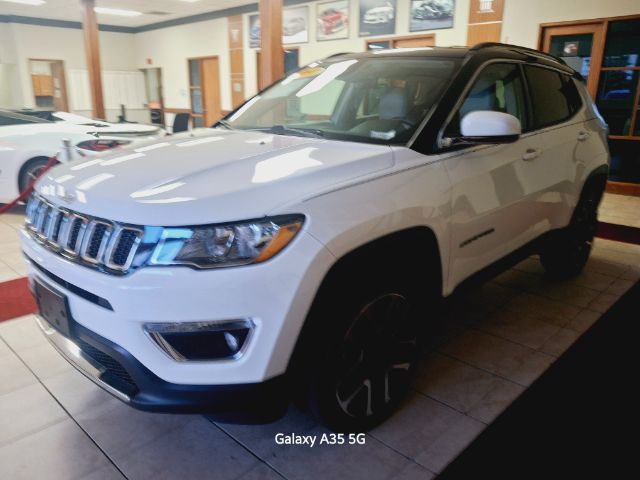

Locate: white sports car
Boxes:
[11,110,165,138]
[0,110,160,203]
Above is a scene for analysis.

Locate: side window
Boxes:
[524,65,581,129]
[446,63,526,137]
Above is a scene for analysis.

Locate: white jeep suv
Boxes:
[21,44,609,432]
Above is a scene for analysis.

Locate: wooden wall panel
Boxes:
[468,0,504,24]
[467,23,503,46]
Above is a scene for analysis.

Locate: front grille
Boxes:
[25,195,143,275]
[75,338,139,397]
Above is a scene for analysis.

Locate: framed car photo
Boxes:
[359,0,397,37]
[283,6,309,45]
[317,1,350,41]
[409,0,455,32]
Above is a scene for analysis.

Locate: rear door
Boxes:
[519,65,586,236]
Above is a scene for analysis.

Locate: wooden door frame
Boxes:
[187,55,221,127]
[28,58,69,111]
[142,67,165,126]
[365,33,436,50]
[538,15,640,195]
[538,23,606,99]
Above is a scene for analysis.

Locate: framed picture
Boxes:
[283,6,309,44]
[359,0,397,37]
[248,14,260,48]
[317,1,350,41]
[409,0,455,32]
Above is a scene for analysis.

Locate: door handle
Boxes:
[522,148,540,161]
[577,131,590,141]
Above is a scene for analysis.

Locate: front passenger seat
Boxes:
[349,87,409,137]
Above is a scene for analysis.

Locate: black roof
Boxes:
[326,42,576,76]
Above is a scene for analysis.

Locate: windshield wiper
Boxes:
[251,125,325,139]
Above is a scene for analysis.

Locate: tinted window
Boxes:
[446,63,527,136]
[0,115,30,126]
[524,65,581,129]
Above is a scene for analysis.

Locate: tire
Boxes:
[304,263,429,432]
[18,157,49,194]
[540,180,603,278]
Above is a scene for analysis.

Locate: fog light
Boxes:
[144,319,255,361]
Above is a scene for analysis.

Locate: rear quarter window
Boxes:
[524,65,582,130]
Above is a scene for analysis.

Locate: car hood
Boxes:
[35,128,394,226]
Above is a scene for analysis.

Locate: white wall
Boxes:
[0,23,22,108]
[133,17,232,112]
[502,0,640,47]
[0,23,146,121]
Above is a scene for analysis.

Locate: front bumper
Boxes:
[36,314,288,419]
[21,226,335,388]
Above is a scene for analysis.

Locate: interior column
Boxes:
[259,0,284,88]
[80,0,105,119]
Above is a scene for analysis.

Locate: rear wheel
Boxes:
[305,267,428,432]
[18,157,49,194]
[540,180,603,278]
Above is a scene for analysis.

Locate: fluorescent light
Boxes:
[94,6,142,17]
[0,0,46,6]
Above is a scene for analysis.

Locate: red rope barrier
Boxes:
[0,156,58,215]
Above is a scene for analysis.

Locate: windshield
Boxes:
[224,55,460,144]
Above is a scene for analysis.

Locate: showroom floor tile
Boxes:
[0,199,639,479]
[599,193,640,228]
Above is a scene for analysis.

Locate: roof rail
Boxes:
[470,42,567,66]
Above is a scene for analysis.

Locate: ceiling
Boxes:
[0,0,258,28]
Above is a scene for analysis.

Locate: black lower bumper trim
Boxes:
[55,319,289,422]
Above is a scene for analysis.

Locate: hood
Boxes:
[36,128,394,226]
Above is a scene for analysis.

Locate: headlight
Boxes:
[148,214,304,269]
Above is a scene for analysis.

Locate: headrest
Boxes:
[379,88,408,120]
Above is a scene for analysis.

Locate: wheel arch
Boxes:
[286,225,443,378]
[581,163,609,204]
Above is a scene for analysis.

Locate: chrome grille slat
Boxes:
[24,194,144,275]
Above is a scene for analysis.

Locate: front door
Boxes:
[442,62,534,288]
[541,23,605,99]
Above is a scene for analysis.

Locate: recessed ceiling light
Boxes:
[94,7,143,17]
[0,0,46,6]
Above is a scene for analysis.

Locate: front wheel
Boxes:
[540,183,601,278]
[307,282,423,432]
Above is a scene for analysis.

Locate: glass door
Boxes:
[541,23,605,99]
[189,59,204,128]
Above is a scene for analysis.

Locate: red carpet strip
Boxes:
[0,277,36,323]
[596,221,640,245]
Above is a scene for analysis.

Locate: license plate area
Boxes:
[33,279,73,338]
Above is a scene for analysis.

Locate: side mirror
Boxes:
[454,111,522,145]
